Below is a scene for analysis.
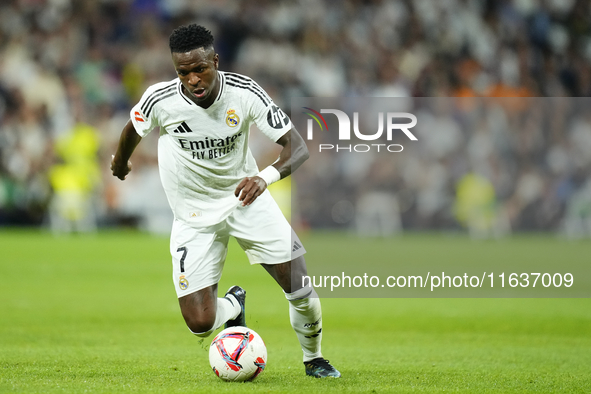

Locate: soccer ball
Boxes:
[209,326,267,382]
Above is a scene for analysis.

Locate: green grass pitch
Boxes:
[1,230,590,393]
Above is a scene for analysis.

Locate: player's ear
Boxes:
[213,53,219,69]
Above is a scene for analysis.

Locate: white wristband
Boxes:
[257,166,281,186]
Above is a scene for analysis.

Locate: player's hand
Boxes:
[111,155,132,180]
[235,176,267,206]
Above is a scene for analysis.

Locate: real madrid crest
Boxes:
[226,109,240,127]
[179,275,189,290]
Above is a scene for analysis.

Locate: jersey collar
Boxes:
[214,71,225,103]
[177,79,192,106]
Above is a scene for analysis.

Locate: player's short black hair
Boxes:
[169,24,214,53]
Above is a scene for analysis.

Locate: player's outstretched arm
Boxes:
[235,127,309,206]
[111,120,142,180]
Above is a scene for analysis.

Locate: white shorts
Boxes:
[170,190,306,297]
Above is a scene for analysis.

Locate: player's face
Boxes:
[172,47,220,108]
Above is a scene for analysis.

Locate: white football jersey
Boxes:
[130,71,292,228]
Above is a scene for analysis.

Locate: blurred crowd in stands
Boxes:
[293,97,591,238]
[0,0,590,236]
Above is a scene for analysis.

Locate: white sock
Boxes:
[285,287,323,362]
[190,296,240,337]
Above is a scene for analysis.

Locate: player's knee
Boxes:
[179,286,218,336]
[185,316,215,337]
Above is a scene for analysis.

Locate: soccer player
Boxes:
[110,24,340,378]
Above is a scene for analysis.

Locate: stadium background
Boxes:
[1,0,590,236]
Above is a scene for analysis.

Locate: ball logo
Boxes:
[179,275,189,290]
[211,331,253,372]
[267,105,289,129]
[226,109,240,127]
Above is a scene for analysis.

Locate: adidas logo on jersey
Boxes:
[292,241,302,252]
[173,121,193,133]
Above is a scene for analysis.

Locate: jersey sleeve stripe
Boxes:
[141,82,176,110]
[141,83,177,113]
[224,72,251,83]
[225,81,270,106]
[242,79,272,103]
[142,86,176,114]
[226,73,273,101]
[145,91,177,117]
[225,73,272,104]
